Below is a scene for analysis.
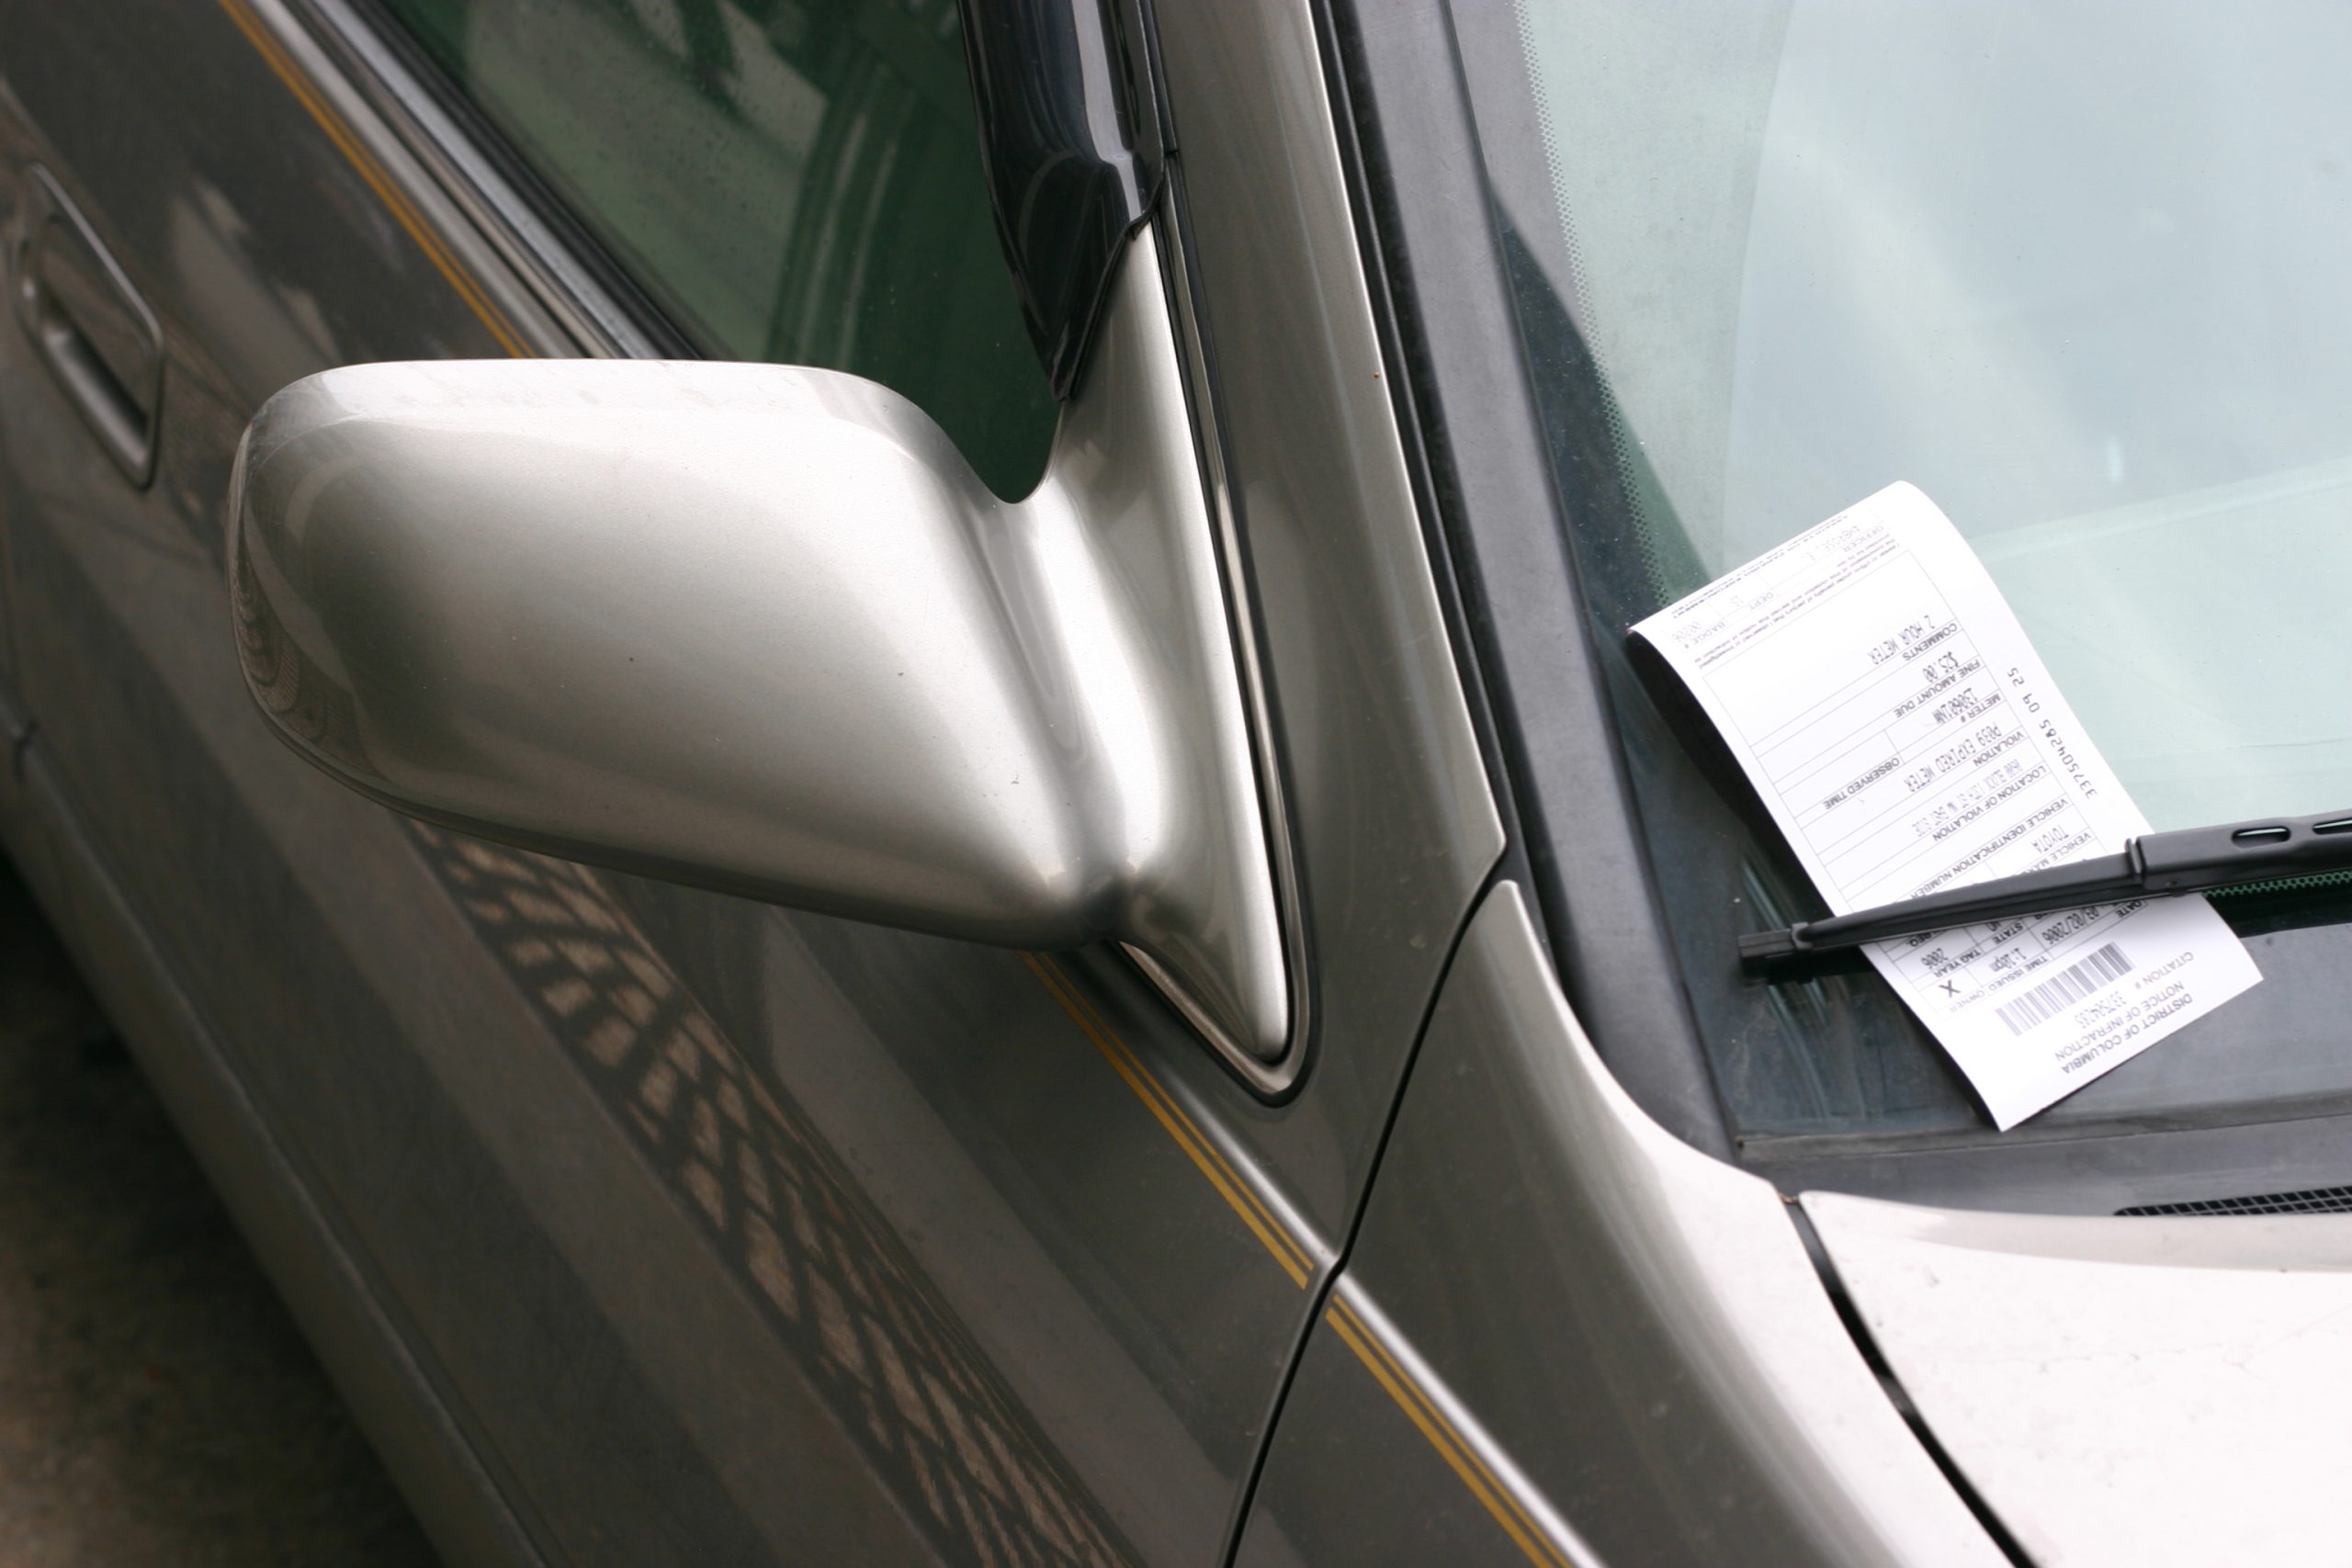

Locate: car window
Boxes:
[380,0,1059,500]
[1457,0,2352,1142]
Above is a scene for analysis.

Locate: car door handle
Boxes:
[12,165,164,488]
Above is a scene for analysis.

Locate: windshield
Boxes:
[1458,1,2352,1148]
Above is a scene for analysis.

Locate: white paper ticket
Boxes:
[1633,482,2259,1127]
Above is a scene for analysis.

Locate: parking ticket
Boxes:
[1632,482,2260,1128]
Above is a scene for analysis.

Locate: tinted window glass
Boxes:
[384,0,1058,498]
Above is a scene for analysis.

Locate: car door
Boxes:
[0,0,1502,1564]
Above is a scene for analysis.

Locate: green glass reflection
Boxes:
[385,0,1059,499]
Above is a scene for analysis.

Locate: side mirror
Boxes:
[227,232,1291,1066]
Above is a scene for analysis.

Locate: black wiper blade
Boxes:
[1742,807,2352,975]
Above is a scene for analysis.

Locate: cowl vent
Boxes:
[2119,1185,2352,1217]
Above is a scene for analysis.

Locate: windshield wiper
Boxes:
[1742,807,2352,974]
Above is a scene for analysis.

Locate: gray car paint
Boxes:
[0,0,1510,1565]
[1145,0,1505,1232]
[1237,884,2002,1568]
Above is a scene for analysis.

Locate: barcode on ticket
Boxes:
[1995,942,2132,1036]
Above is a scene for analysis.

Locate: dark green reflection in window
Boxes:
[385,0,1059,498]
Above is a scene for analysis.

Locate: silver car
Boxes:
[3,0,2347,1563]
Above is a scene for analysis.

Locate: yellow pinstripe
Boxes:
[214,0,533,357]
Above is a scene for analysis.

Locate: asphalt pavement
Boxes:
[0,856,439,1565]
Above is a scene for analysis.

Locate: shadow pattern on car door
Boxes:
[405,821,1132,1566]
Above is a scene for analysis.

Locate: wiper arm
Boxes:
[1742,807,2352,974]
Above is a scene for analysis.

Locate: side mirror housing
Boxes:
[228,234,1291,1066]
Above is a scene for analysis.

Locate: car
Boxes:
[3,0,2348,1564]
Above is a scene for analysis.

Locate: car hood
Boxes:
[1802,1190,2352,1568]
